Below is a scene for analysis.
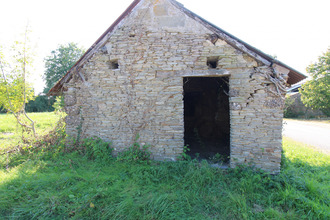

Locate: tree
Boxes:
[43,43,85,93]
[25,95,55,112]
[300,48,330,116]
[0,27,36,136]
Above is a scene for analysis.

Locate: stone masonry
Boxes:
[54,0,301,173]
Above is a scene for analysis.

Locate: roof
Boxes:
[286,78,309,93]
[48,0,306,96]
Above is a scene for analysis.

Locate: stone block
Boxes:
[156,16,185,27]
[64,94,76,106]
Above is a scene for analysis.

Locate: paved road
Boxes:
[282,120,330,154]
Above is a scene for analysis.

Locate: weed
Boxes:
[81,137,113,163]
[180,145,191,161]
[75,107,84,147]
[209,153,226,163]
[117,134,150,162]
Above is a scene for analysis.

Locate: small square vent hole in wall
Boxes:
[109,59,119,69]
[207,56,219,69]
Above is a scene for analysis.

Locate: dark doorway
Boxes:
[183,77,230,162]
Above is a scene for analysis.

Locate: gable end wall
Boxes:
[63,0,287,173]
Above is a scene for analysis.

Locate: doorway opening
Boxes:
[183,77,230,163]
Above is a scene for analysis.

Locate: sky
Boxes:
[1,0,329,94]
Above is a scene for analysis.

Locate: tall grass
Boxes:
[0,138,329,219]
[0,113,329,219]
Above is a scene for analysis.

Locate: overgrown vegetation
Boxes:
[0,113,329,219]
[117,135,151,162]
[80,137,112,163]
[0,112,63,153]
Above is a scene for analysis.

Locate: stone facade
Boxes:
[56,0,296,173]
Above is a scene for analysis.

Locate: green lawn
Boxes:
[0,113,329,219]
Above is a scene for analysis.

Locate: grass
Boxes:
[0,113,329,219]
[0,112,62,153]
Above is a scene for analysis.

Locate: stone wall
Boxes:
[63,0,288,173]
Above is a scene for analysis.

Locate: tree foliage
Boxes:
[43,43,84,93]
[0,44,35,113]
[52,96,64,113]
[0,27,36,136]
[300,48,330,116]
[25,95,55,112]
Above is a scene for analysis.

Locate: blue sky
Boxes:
[1,0,329,94]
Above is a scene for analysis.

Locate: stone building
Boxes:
[49,0,306,173]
